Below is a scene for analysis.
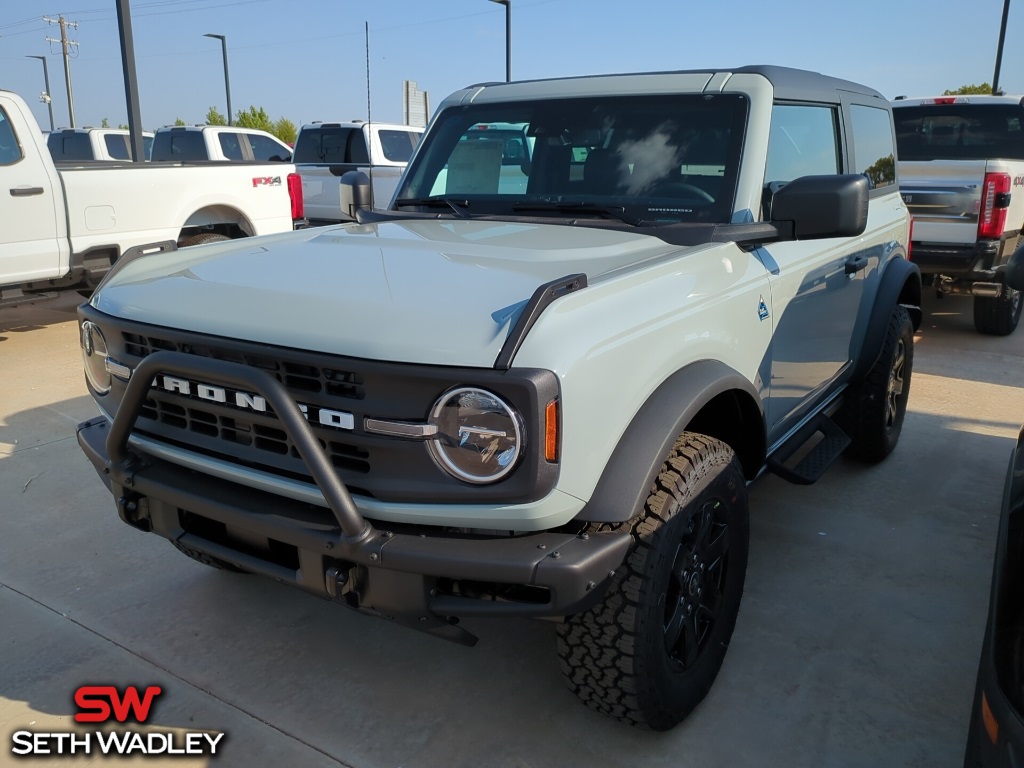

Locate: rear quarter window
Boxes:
[851,105,896,189]
[218,132,245,161]
[103,134,131,160]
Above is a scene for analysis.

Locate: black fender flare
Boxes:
[574,360,765,524]
[852,257,921,381]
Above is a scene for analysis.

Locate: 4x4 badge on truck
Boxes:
[758,296,770,321]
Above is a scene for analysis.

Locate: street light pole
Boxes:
[26,56,55,131]
[489,0,511,82]
[204,33,233,125]
[992,0,1011,94]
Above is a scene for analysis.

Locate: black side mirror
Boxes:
[769,174,869,240]
[1006,242,1024,292]
[339,170,372,221]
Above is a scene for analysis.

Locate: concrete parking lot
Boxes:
[1,291,1022,767]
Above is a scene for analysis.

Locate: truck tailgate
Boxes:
[898,159,986,244]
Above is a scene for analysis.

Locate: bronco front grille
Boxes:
[123,331,366,400]
[140,396,371,474]
[82,305,558,505]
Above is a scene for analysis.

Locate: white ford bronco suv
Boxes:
[77,66,920,730]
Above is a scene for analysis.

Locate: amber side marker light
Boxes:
[982,691,1000,746]
[544,399,559,462]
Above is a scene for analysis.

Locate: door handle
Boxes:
[10,186,44,197]
[845,255,869,275]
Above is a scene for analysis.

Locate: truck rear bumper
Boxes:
[911,240,1000,277]
[76,351,631,644]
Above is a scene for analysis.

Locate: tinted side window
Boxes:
[103,134,131,160]
[151,131,208,161]
[247,133,289,162]
[765,104,840,184]
[379,130,419,162]
[293,127,354,163]
[0,108,23,166]
[48,131,93,161]
[348,131,369,164]
[218,132,245,161]
[850,105,895,189]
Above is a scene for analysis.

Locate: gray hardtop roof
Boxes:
[463,65,886,104]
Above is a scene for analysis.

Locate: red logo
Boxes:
[73,685,163,723]
[251,176,282,187]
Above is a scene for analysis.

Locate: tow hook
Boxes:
[325,564,357,603]
[116,493,150,531]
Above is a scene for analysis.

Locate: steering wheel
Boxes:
[651,182,715,203]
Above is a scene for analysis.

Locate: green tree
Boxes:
[118,123,128,130]
[205,106,227,126]
[100,117,110,128]
[864,154,895,189]
[174,117,186,126]
[943,83,993,95]
[271,116,298,144]
[234,105,273,133]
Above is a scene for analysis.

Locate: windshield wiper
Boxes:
[511,201,642,226]
[393,197,470,218]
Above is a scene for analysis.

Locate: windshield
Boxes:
[397,94,746,225]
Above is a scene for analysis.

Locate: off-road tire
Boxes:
[839,304,914,463]
[179,232,231,248]
[556,433,749,730]
[973,287,1022,336]
[170,539,247,572]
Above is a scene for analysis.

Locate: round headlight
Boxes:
[427,387,524,484]
[80,320,110,395]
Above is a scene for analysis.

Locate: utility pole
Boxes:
[26,56,55,132]
[488,0,512,82]
[992,0,1011,94]
[116,0,145,162]
[43,15,79,128]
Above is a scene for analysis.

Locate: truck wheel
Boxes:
[170,539,247,573]
[839,304,914,462]
[973,288,1022,335]
[179,232,230,248]
[556,433,748,730]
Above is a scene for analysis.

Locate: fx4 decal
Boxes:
[252,176,282,188]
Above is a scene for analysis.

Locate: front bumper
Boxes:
[76,351,630,644]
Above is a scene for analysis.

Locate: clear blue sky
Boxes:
[1,0,1020,131]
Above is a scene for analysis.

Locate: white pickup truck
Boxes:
[291,121,422,224]
[892,94,1024,334]
[47,127,156,162]
[0,90,304,299]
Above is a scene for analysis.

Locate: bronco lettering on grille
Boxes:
[154,375,354,430]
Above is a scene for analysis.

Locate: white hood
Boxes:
[92,219,679,367]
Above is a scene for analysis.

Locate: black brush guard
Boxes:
[77,351,631,645]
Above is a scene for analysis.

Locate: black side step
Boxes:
[767,413,851,485]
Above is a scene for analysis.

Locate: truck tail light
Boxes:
[907,217,914,261]
[978,172,1011,240]
[287,172,304,222]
